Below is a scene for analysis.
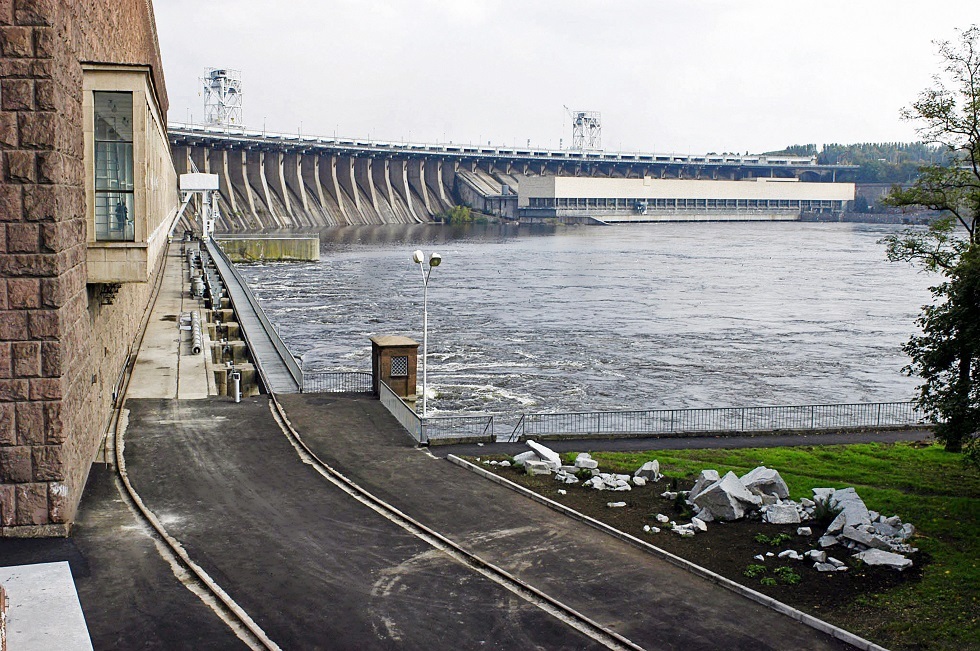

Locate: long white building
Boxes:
[517,175,855,223]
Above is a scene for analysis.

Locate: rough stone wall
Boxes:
[1,0,170,535]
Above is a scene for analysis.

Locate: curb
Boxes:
[447,454,890,651]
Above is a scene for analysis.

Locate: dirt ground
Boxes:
[476,459,925,634]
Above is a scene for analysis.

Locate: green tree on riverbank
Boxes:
[883,26,980,458]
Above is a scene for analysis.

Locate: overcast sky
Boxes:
[154,1,976,155]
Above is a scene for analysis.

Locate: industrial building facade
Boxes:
[518,176,856,223]
[1,0,178,536]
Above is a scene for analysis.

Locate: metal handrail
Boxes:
[516,401,923,440]
[303,371,373,394]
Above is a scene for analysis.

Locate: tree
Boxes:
[883,26,980,455]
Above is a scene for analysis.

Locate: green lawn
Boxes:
[584,443,980,651]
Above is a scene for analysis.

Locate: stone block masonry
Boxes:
[0,0,172,536]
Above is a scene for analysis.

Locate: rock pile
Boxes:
[499,442,917,571]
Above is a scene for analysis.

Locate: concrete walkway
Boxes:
[278,393,852,650]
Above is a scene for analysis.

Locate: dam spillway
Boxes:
[168,124,859,230]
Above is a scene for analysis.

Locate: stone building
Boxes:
[1,0,177,536]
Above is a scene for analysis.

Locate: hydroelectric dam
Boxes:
[168,123,859,230]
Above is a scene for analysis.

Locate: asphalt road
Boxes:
[122,397,599,650]
[278,392,854,651]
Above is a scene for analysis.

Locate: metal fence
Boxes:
[422,414,495,444]
[303,371,373,394]
[509,401,924,441]
[379,381,423,444]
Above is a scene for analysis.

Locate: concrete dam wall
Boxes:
[173,145,461,231]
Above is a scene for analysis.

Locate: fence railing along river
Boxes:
[302,372,925,445]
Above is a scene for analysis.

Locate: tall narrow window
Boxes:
[94,92,135,241]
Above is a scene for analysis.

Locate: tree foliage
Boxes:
[882,26,980,456]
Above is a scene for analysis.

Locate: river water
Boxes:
[237,221,935,416]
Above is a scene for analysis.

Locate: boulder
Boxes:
[818,535,838,548]
[777,550,802,560]
[806,550,827,563]
[852,549,913,571]
[526,440,562,471]
[655,513,670,523]
[740,466,790,499]
[692,471,761,521]
[824,487,871,534]
[512,451,541,467]
[574,457,599,470]
[632,476,647,487]
[525,460,552,476]
[689,470,721,501]
[765,504,801,524]
[797,527,812,536]
[814,562,837,572]
[634,460,662,481]
[691,517,708,532]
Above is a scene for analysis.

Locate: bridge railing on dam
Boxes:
[504,401,924,443]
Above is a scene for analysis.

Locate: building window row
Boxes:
[528,197,843,210]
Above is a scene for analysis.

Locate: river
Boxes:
[237,221,935,416]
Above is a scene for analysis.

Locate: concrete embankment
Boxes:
[215,235,320,262]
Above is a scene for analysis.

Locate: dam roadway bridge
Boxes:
[168,123,858,230]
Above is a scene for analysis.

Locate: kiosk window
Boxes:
[390,356,408,377]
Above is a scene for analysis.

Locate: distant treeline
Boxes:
[768,142,954,183]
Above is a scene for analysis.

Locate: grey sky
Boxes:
[154,1,976,155]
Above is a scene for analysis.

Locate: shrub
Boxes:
[744,564,767,578]
[812,495,844,527]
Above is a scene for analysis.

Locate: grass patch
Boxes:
[585,442,980,650]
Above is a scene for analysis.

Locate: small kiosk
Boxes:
[370,335,419,400]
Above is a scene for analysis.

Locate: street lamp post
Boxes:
[412,250,441,417]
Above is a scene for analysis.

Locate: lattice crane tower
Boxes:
[202,68,243,126]
[566,108,602,150]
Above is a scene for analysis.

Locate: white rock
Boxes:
[824,487,871,534]
[689,469,721,501]
[692,471,761,521]
[765,552,775,557]
[806,550,827,563]
[642,524,651,532]
[526,440,562,470]
[649,526,661,534]
[525,460,552,476]
[634,460,662,481]
[818,535,838,548]
[797,527,812,536]
[754,554,766,562]
[800,498,815,508]
[499,460,511,467]
[777,550,802,560]
[868,510,880,521]
[655,514,670,523]
[695,508,715,523]
[852,549,913,571]
[691,517,708,532]
[765,504,801,524]
[557,489,566,495]
[673,527,695,537]
[607,501,627,508]
[513,451,541,467]
[740,466,790,499]
[632,476,647,487]
[814,562,837,572]
[828,557,844,568]
[574,457,599,470]
[661,491,678,500]
[490,460,498,465]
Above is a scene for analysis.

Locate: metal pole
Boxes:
[422,273,428,418]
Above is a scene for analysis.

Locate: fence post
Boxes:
[876,403,882,427]
[810,405,815,429]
